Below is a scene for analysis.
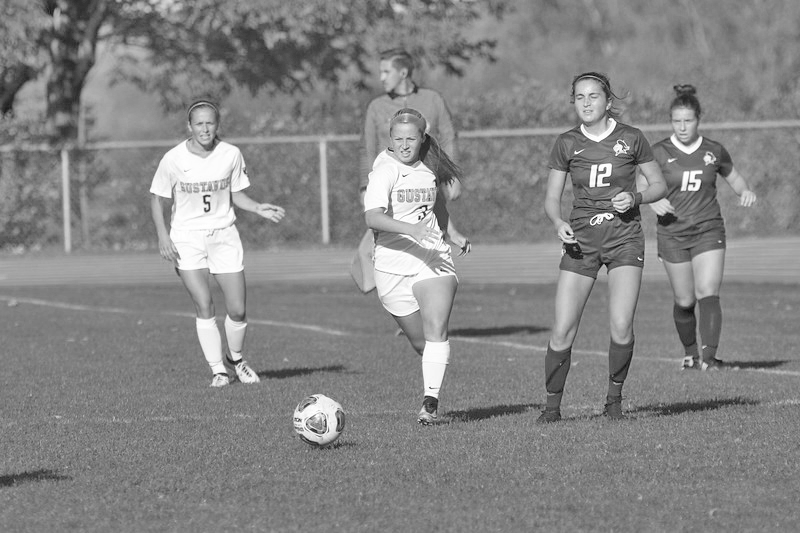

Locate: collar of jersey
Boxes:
[580,118,617,142]
[387,84,419,99]
[670,134,703,155]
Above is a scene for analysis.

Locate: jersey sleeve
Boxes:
[363,162,397,212]
[716,144,734,177]
[548,134,571,171]
[360,101,382,190]
[149,154,175,198]
[229,148,250,192]
[632,128,655,164]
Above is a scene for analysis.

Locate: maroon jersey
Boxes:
[651,135,733,238]
[549,120,654,223]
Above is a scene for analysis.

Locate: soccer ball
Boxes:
[293,394,345,447]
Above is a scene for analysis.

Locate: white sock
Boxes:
[421,340,450,399]
[224,315,248,363]
[196,317,225,375]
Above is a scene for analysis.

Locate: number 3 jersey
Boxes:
[364,150,449,276]
[549,119,654,223]
[149,140,251,231]
[651,135,733,238]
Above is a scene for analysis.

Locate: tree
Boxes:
[0,0,503,143]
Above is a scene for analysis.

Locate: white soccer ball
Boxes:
[293,394,345,447]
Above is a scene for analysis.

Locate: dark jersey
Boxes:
[651,135,733,238]
[549,119,654,222]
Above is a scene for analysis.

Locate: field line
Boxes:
[0,294,347,337]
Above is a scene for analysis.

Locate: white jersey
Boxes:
[149,140,250,231]
[364,150,449,275]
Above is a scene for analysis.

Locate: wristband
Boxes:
[632,192,643,207]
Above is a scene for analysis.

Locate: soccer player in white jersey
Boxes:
[646,84,756,371]
[537,72,666,423]
[150,100,285,387]
[364,108,470,425]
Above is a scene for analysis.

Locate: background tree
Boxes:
[0,0,503,143]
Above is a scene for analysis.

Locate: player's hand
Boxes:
[158,237,180,263]
[612,191,636,213]
[447,229,471,256]
[409,219,442,245]
[649,198,675,217]
[255,203,285,223]
[739,190,757,207]
[555,221,577,244]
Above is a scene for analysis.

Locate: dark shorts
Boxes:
[657,226,726,263]
[559,213,645,279]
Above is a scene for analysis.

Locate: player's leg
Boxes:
[605,265,643,419]
[692,248,727,368]
[661,258,700,368]
[180,268,228,384]
[538,271,595,422]
[215,271,260,383]
[413,275,458,423]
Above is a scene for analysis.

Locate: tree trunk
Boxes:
[45,0,109,142]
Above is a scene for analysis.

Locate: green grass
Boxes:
[1,280,799,532]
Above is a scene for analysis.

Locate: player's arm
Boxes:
[232,190,285,223]
[433,193,470,256]
[615,160,667,213]
[150,193,179,261]
[544,169,575,244]
[722,167,757,207]
[636,170,673,216]
[365,207,441,246]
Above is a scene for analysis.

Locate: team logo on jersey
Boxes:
[613,139,630,156]
[703,151,717,166]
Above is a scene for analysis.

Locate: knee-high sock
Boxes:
[673,302,699,357]
[196,317,226,375]
[698,295,722,360]
[422,340,450,399]
[224,315,248,362]
[608,337,634,398]
[544,344,572,410]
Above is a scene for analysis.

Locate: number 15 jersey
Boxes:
[549,119,654,223]
[651,135,733,238]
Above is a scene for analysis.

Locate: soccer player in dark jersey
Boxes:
[537,72,666,423]
[646,84,756,371]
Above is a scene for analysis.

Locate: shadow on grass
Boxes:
[450,325,549,337]
[631,396,758,417]
[259,364,353,380]
[447,403,540,423]
[727,359,790,370]
[0,469,71,488]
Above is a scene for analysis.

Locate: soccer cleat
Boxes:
[681,355,701,370]
[603,396,625,420]
[536,408,562,424]
[210,373,230,388]
[232,359,260,384]
[417,396,439,425]
[701,357,736,371]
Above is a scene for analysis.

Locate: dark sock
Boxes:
[608,337,634,398]
[544,344,572,410]
[673,302,699,356]
[698,295,722,360]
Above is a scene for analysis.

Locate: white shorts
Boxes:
[170,225,244,274]
[374,252,458,317]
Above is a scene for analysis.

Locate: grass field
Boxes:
[1,278,799,532]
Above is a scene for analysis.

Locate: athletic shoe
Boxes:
[232,359,260,384]
[681,355,701,370]
[536,408,562,424]
[417,396,439,425]
[210,373,230,388]
[603,396,625,420]
[701,357,736,371]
